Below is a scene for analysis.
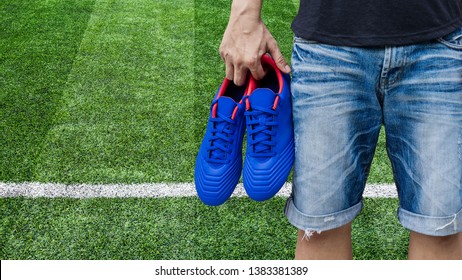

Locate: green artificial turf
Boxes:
[34,0,197,183]
[0,197,408,260]
[0,0,96,181]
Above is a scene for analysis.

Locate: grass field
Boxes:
[0,197,407,260]
[0,0,404,259]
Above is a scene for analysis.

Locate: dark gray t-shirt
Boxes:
[291,0,462,46]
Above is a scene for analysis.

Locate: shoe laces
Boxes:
[206,112,236,164]
[245,105,278,157]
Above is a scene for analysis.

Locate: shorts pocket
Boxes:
[293,35,319,45]
[437,27,462,50]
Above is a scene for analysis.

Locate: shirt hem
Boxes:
[292,17,462,47]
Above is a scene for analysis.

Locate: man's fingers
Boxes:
[233,64,248,86]
[247,54,267,81]
[225,60,234,82]
[267,40,291,74]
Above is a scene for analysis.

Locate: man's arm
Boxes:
[219,0,291,86]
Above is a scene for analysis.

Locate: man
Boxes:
[219,0,462,259]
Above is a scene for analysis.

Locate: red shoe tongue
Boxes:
[216,96,238,117]
[248,88,276,108]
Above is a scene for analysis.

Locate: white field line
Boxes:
[0,182,397,198]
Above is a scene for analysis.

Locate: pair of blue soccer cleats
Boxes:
[195,54,294,206]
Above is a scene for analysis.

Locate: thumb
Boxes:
[267,40,291,74]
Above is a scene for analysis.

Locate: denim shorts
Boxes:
[285,27,462,236]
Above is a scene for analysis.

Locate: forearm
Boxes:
[229,0,262,19]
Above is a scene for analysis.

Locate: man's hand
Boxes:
[219,1,290,86]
